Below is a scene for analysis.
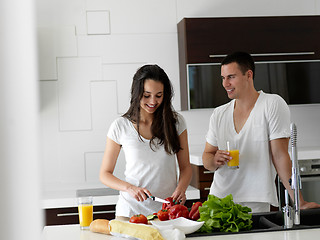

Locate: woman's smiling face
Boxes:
[140,79,164,115]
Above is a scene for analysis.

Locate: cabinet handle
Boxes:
[209,52,315,58]
[204,188,211,191]
[57,212,79,217]
[203,171,214,174]
[93,210,116,215]
[57,210,115,217]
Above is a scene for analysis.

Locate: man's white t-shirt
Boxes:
[206,91,290,207]
[107,113,187,217]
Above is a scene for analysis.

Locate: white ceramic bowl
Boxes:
[151,217,204,235]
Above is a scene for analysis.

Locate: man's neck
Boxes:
[234,90,259,111]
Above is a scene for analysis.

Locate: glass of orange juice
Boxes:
[227,141,239,169]
[78,196,93,230]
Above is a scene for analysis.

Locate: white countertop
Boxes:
[42,185,200,209]
[190,146,320,166]
[43,224,320,240]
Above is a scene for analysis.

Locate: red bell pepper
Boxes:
[168,204,189,220]
[162,197,176,210]
[188,202,202,221]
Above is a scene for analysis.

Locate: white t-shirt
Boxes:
[107,113,187,217]
[206,91,290,206]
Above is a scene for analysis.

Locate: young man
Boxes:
[202,52,320,212]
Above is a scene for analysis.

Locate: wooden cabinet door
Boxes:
[179,16,320,64]
[45,205,116,226]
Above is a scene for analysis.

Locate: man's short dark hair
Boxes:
[221,52,255,79]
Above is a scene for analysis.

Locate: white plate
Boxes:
[151,217,204,235]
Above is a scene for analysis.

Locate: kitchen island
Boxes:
[43,224,320,240]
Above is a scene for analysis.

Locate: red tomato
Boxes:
[162,197,176,210]
[157,209,169,221]
[129,214,148,224]
[168,205,189,220]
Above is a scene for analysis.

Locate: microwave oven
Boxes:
[187,60,320,109]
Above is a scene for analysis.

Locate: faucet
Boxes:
[283,189,293,229]
[290,123,302,225]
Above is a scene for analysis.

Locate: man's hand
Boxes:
[203,142,231,171]
[300,200,320,210]
[213,149,231,167]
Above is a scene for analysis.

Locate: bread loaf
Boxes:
[109,220,164,240]
[89,219,110,234]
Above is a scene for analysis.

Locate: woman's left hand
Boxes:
[171,188,186,205]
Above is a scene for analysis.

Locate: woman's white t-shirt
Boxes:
[107,113,187,217]
[206,91,290,207]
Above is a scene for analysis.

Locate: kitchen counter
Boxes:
[43,224,320,240]
[190,146,320,166]
[42,185,200,209]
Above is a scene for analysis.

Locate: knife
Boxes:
[146,194,170,204]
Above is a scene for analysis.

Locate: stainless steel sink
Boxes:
[260,208,320,229]
[187,208,320,237]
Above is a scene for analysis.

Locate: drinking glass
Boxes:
[78,196,93,230]
[226,140,239,169]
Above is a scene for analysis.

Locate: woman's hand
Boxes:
[171,188,186,205]
[126,185,152,202]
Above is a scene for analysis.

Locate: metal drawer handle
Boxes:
[93,210,116,215]
[203,171,214,174]
[57,210,115,217]
[209,52,315,58]
[204,187,211,191]
[57,213,78,217]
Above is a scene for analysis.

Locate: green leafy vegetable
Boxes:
[198,194,252,233]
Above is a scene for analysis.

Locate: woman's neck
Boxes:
[139,111,154,124]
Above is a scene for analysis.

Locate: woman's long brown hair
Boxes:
[122,64,181,154]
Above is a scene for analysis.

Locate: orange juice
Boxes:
[228,149,239,168]
[78,204,93,228]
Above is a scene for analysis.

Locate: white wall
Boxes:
[37,0,320,192]
[1,0,42,239]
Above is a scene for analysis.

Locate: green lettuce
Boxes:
[198,194,253,233]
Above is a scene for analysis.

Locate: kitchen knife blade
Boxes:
[148,195,170,204]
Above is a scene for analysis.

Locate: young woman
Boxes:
[100,64,192,219]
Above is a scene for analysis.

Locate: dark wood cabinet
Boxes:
[189,164,214,202]
[178,16,320,110]
[45,204,116,226]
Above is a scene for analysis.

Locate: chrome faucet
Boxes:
[283,189,293,229]
[290,123,302,225]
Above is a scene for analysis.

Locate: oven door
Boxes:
[277,158,320,208]
[299,158,320,203]
[301,175,320,203]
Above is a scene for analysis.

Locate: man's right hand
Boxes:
[202,142,231,171]
[213,149,231,168]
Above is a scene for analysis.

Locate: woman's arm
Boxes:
[172,130,192,204]
[99,137,151,202]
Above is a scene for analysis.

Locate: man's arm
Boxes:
[270,138,320,209]
[202,142,230,171]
